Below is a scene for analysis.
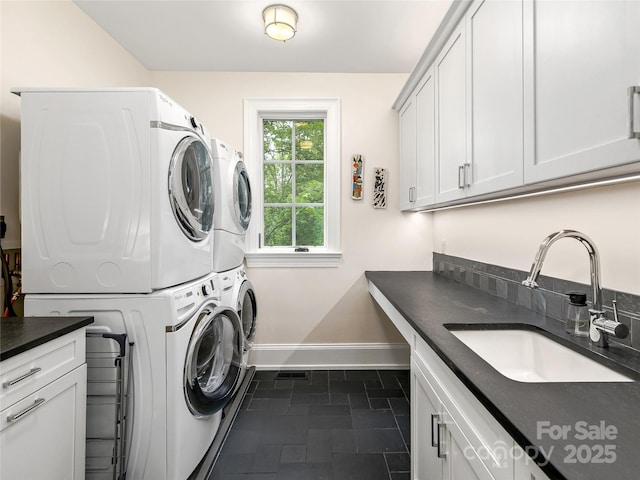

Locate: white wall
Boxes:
[152,72,433,345]
[0,0,151,249]
[432,179,640,295]
[0,0,434,349]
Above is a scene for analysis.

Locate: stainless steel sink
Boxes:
[448,327,635,383]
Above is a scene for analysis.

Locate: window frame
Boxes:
[243,98,341,267]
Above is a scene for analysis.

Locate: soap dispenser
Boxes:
[565,292,590,336]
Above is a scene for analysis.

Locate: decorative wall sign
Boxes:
[351,154,364,200]
[373,168,387,209]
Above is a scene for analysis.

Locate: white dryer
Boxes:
[218,266,257,367]
[211,138,252,273]
[14,87,215,293]
[24,272,243,480]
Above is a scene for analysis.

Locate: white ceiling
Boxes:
[74,0,453,73]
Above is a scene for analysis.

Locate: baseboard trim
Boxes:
[248,343,410,370]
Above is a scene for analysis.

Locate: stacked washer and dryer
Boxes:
[14,88,255,480]
[210,139,257,380]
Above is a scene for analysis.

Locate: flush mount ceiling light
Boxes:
[263,4,298,42]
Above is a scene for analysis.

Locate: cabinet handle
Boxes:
[458,164,471,189]
[629,86,640,139]
[3,367,42,388]
[436,421,446,458]
[430,413,439,447]
[6,398,46,423]
[409,187,415,202]
[458,165,465,189]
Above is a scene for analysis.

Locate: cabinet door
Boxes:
[442,408,496,480]
[523,0,640,183]
[466,0,524,196]
[399,98,417,210]
[411,357,444,480]
[435,21,467,203]
[0,365,87,480]
[514,453,550,480]
[415,68,436,207]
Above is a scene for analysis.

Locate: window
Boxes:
[244,99,341,267]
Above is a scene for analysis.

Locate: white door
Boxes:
[399,98,417,210]
[436,21,468,203]
[415,68,437,207]
[411,358,444,480]
[523,0,640,183]
[466,0,524,196]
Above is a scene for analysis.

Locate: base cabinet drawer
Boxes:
[1,329,86,408]
[1,364,87,480]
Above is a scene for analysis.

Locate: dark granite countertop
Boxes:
[1,316,94,361]
[366,271,640,480]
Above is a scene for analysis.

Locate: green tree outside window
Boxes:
[263,119,325,247]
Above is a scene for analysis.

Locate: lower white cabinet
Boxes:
[0,329,87,480]
[368,279,552,480]
[412,357,495,480]
[411,332,553,480]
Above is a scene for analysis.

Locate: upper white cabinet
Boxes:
[399,68,437,210]
[435,22,468,203]
[523,0,640,183]
[396,0,640,211]
[466,0,524,196]
[416,68,437,207]
[399,97,417,210]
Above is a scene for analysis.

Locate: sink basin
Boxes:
[448,327,635,383]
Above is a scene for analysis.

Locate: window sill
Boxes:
[245,251,342,268]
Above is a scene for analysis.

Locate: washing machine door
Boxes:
[184,305,242,416]
[233,160,252,231]
[237,280,257,347]
[169,136,214,241]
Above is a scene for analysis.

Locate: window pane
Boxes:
[264,207,292,246]
[295,120,324,161]
[263,120,292,161]
[295,164,324,203]
[296,206,324,246]
[264,164,292,203]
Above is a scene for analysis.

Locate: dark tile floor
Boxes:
[211,370,411,480]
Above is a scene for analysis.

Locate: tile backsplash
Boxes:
[433,253,640,352]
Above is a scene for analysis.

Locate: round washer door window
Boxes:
[233,161,252,231]
[169,136,214,241]
[184,305,242,416]
[237,280,257,346]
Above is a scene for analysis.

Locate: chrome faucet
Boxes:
[522,230,628,348]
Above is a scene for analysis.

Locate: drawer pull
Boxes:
[430,413,439,447]
[436,421,446,458]
[629,86,640,139]
[6,398,46,423]
[3,367,42,388]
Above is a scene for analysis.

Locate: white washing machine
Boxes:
[210,138,252,273]
[14,87,215,293]
[24,272,243,480]
[217,266,257,368]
